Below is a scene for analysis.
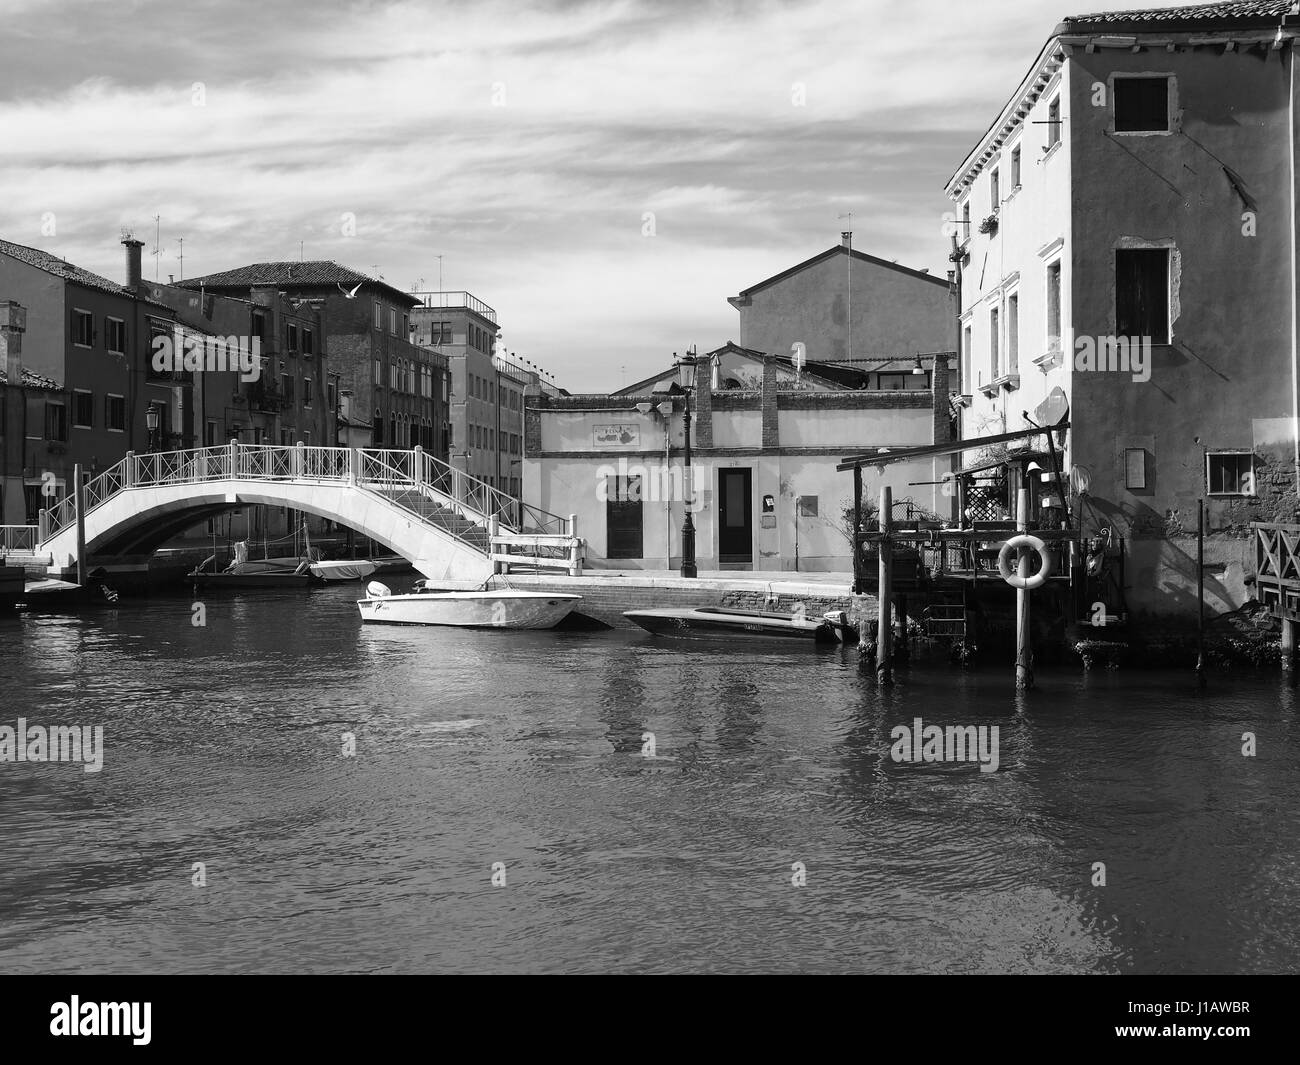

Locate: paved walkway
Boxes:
[509,568,857,598]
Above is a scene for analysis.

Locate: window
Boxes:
[403,313,409,337]
[1011,146,1021,189]
[1047,96,1061,148]
[205,419,218,447]
[281,373,294,406]
[962,324,973,389]
[73,390,93,429]
[328,379,337,410]
[389,308,397,336]
[1046,261,1062,351]
[374,358,382,386]
[962,200,971,241]
[990,167,1000,212]
[303,377,312,407]
[105,318,125,354]
[1115,248,1169,342]
[373,409,384,444]
[252,311,267,342]
[302,328,314,356]
[391,362,398,389]
[1115,76,1170,133]
[374,302,383,330]
[1007,293,1019,375]
[280,427,293,446]
[989,307,1000,379]
[73,309,93,347]
[45,401,67,442]
[1207,452,1254,496]
[105,394,125,432]
[286,322,298,351]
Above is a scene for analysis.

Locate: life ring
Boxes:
[997,535,1052,589]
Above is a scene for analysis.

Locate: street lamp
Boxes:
[145,402,160,453]
[675,351,698,578]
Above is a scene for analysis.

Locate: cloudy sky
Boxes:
[3,0,1186,391]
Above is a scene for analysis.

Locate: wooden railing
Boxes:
[1252,522,1300,618]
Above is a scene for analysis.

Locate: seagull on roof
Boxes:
[338,280,364,298]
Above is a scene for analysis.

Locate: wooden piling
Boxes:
[1015,486,1032,690]
[1282,617,1297,672]
[897,593,909,663]
[877,485,893,685]
[1196,498,1206,686]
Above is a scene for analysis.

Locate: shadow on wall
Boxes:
[1081,493,1247,619]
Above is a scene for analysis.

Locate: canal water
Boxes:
[1,585,1297,974]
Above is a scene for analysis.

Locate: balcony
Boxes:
[410,290,497,323]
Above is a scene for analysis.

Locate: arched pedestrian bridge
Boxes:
[17,443,583,583]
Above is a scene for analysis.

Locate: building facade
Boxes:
[1,237,180,525]
[179,262,450,462]
[525,346,952,571]
[410,291,530,497]
[728,236,955,366]
[946,0,1300,619]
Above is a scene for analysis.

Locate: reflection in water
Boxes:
[0,586,1297,974]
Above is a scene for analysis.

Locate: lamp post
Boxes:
[145,402,160,453]
[676,351,698,578]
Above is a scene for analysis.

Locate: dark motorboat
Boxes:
[623,606,852,644]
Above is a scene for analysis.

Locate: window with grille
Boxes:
[1206,452,1254,496]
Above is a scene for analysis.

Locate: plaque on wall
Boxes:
[594,424,639,447]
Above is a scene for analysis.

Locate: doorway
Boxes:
[718,467,753,568]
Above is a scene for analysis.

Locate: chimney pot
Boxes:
[122,237,144,291]
[841,231,852,249]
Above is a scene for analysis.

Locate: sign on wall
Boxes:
[594,424,640,447]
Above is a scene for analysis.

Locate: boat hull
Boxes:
[310,561,378,582]
[357,590,581,629]
[191,572,314,588]
[624,607,838,643]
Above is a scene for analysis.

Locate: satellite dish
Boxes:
[1037,386,1069,427]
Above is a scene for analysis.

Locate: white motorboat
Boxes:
[310,559,378,582]
[357,580,581,629]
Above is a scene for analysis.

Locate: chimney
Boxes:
[841,231,852,249]
[122,238,144,291]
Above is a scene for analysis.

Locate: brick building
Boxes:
[179,262,450,461]
[410,290,532,497]
[1,236,182,525]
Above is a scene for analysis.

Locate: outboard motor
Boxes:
[366,581,391,600]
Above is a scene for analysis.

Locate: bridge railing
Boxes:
[38,442,576,553]
[413,449,569,536]
[1,525,38,553]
